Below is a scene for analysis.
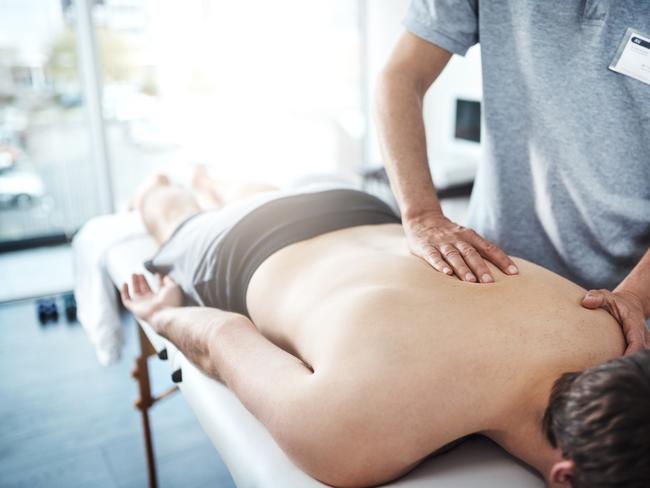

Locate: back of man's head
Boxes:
[542,349,650,487]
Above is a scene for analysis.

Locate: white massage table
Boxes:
[102,227,544,488]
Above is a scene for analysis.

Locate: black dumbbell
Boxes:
[37,298,59,325]
[62,293,77,322]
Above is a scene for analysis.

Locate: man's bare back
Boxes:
[246,223,624,482]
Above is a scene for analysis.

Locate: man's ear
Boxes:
[550,459,576,484]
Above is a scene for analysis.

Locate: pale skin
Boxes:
[373,31,650,355]
[121,176,626,487]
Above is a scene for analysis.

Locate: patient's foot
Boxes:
[129,173,171,211]
[191,164,226,209]
[190,164,279,210]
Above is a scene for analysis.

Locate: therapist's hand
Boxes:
[582,289,650,355]
[403,211,519,283]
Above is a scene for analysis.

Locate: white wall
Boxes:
[364,1,482,187]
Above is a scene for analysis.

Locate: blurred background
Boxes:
[0,1,482,486]
[0,0,482,258]
[0,0,365,246]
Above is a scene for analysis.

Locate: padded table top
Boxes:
[105,233,544,488]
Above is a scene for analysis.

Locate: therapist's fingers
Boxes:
[582,288,649,355]
[455,241,493,283]
[471,234,518,276]
[420,245,453,275]
[621,314,648,355]
[623,326,646,355]
[581,291,606,309]
[438,243,476,282]
[582,289,624,322]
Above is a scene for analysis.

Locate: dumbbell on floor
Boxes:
[36,293,77,325]
[36,298,59,325]
[63,293,77,322]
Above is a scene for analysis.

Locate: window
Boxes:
[0,0,100,243]
[95,0,365,208]
[0,0,365,243]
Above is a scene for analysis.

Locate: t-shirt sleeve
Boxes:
[403,0,479,56]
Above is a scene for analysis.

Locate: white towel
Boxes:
[72,212,147,365]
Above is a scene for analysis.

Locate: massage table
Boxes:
[34,194,532,488]
[79,212,544,488]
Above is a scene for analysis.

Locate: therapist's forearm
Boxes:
[615,247,650,319]
[374,69,443,221]
[372,35,518,280]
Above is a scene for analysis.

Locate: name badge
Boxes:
[609,28,650,86]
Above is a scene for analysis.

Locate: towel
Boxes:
[72,212,147,365]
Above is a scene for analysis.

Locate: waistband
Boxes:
[222,188,401,316]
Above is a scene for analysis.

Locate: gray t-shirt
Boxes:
[404,0,650,290]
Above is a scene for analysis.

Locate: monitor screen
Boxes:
[454,99,481,143]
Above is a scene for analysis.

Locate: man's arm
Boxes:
[120,274,336,482]
[120,274,313,386]
[374,32,518,284]
[150,306,243,381]
[582,247,650,354]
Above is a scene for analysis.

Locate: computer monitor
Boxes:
[454,99,481,144]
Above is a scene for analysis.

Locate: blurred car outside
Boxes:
[0,166,45,208]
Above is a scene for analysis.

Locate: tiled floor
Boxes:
[0,257,235,487]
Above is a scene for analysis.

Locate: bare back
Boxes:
[246,223,624,475]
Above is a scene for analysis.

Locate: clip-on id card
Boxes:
[609,27,650,86]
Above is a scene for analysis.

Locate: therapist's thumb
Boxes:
[582,290,606,309]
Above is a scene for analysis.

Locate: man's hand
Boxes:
[120,273,183,325]
[582,289,650,355]
[404,211,519,283]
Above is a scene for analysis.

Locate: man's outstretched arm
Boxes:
[149,305,314,387]
[149,306,245,382]
[120,274,313,395]
[120,275,355,485]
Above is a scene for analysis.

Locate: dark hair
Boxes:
[542,350,650,487]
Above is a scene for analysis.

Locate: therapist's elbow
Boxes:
[375,65,428,106]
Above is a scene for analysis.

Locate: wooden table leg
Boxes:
[132,326,158,488]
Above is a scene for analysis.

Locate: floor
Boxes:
[0,249,235,488]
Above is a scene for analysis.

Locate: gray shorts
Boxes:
[144,186,400,317]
